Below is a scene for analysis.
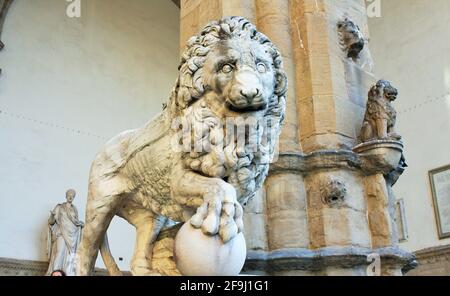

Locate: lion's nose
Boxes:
[240,88,260,101]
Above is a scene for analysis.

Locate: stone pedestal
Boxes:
[166,0,416,276]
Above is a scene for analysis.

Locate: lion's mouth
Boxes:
[226,100,267,112]
[385,91,398,100]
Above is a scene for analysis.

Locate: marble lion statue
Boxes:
[76,16,287,276]
[360,80,401,142]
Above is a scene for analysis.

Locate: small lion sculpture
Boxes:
[360,80,401,142]
[76,16,287,276]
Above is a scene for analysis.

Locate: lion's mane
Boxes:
[169,16,287,204]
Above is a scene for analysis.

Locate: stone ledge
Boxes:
[270,150,361,174]
[270,146,403,175]
[243,246,416,274]
[413,244,450,265]
[353,139,403,153]
[414,244,450,257]
[406,244,450,276]
[0,257,128,276]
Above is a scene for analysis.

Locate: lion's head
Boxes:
[369,80,398,102]
[169,17,287,204]
[170,16,287,116]
[337,18,365,59]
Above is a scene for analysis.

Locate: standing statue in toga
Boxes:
[46,189,84,276]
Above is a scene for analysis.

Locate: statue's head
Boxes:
[369,80,398,102]
[174,16,287,116]
[66,189,76,203]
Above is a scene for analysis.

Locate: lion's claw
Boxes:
[190,186,244,242]
[191,203,208,228]
[234,202,244,233]
[219,218,238,243]
[202,212,220,235]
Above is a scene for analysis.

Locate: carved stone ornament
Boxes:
[76,16,287,276]
[320,178,347,206]
[337,17,365,60]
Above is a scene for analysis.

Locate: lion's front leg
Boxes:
[375,118,388,139]
[171,167,244,243]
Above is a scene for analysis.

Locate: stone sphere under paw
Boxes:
[174,221,246,276]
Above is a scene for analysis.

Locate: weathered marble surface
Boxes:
[77,16,287,276]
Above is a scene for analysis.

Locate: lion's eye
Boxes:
[221,64,234,73]
[257,62,267,73]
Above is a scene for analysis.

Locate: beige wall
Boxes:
[368,0,450,252]
[0,0,179,270]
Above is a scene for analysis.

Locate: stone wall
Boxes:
[173,0,416,275]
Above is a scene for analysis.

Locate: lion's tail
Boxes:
[100,233,123,276]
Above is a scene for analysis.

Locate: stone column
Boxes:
[178,0,415,276]
[180,1,306,273]
[290,0,371,276]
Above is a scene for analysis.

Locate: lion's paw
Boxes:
[190,187,244,243]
